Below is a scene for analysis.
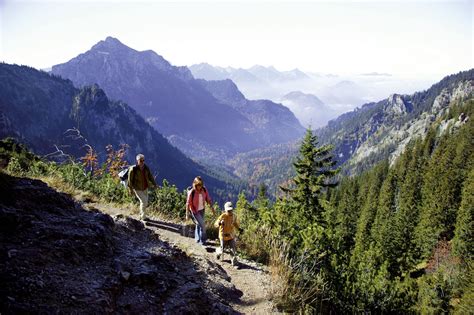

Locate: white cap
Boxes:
[224,201,233,211]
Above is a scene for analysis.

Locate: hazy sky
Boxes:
[1,0,472,77]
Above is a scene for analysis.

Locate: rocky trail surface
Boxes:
[87,202,276,315]
[0,173,276,314]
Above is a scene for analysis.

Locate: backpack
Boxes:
[118,167,129,182]
[221,213,237,240]
[187,186,207,201]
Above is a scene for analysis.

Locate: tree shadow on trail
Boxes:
[233,261,262,272]
[145,219,195,238]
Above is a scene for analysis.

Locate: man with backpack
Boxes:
[186,176,215,245]
[127,154,157,221]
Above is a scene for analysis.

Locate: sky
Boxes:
[0,0,472,78]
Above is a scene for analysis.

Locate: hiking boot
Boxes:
[231,257,237,266]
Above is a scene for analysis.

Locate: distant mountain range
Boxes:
[189,63,317,103]
[0,63,229,193]
[51,37,304,162]
[189,63,310,83]
[189,63,437,128]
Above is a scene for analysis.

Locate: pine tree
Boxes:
[235,191,254,229]
[347,161,389,308]
[392,139,425,271]
[452,167,474,262]
[416,134,457,257]
[284,128,339,225]
[371,168,399,275]
[328,178,359,260]
[253,183,270,216]
[325,177,360,305]
[416,120,473,258]
[350,161,389,266]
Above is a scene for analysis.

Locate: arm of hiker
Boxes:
[185,204,190,221]
[186,192,193,215]
[127,167,133,193]
[149,170,158,188]
[127,166,133,193]
[214,214,223,228]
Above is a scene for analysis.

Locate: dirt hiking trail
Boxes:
[87,201,277,314]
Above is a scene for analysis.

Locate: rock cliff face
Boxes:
[385,94,413,115]
[0,63,225,191]
[0,173,239,313]
[52,37,304,161]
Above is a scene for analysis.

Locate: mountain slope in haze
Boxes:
[196,79,305,146]
[51,37,304,161]
[280,91,338,128]
[0,62,227,192]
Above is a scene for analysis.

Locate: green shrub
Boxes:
[149,179,187,219]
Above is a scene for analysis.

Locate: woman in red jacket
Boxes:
[186,176,216,245]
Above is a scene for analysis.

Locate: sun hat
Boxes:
[224,201,233,211]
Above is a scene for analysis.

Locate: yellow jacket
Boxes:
[214,211,239,241]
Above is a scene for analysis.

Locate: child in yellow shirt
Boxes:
[214,201,240,266]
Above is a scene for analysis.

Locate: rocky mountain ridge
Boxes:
[317,69,474,174]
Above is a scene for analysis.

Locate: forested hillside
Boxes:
[234,97,473,312]
[321,98,473,312]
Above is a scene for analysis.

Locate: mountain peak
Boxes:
[91,36,136,53]
[105,36,122,44]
